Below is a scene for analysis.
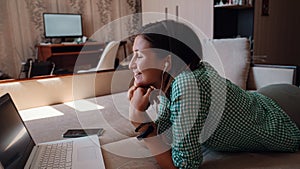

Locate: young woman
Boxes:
[127,20,300,169]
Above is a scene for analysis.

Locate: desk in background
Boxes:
[37,42,104,72]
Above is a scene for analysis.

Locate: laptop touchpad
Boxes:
[77,146,98,161]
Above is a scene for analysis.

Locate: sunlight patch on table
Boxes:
[64,100,104,112]
[19,106,64,121]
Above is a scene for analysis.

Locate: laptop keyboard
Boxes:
[37,141,73,169]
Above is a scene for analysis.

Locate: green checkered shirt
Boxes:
[155,62,300,169]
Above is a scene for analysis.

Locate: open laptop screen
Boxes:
[0,94,35,169]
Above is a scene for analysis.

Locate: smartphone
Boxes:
[62,128,104,138]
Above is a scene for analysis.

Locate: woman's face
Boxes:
[129,35,164,88]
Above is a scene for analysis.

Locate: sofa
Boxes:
[0,38,299,168]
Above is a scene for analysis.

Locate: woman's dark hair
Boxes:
[134,20,203,95]
[138,20,202,72]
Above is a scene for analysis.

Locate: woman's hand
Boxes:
[130,87,153,111]
[128,86,154,127]
[127,85,137,101]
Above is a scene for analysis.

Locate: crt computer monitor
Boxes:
[43,13,83,39]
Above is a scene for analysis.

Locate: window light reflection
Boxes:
[0,82,21,86]
[64,100,104,112]
[36,77,60,82]
[19,106,64,121]
[4,128,26,151]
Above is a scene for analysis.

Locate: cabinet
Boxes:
[213,1,254,53]
[141,0,213,39]
[37,42,104,72]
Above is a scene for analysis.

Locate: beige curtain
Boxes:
[0,0,141,79]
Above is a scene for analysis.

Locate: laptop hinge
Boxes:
[24,145,39,169]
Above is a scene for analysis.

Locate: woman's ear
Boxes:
[164,55,172,72]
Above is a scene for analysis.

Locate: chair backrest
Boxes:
[95,41,120,71]
[26,60,55,78]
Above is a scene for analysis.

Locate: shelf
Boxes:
[214,4,253,9]
[39,42,102,47]
[213,1,254,52]
[51,50,101,56]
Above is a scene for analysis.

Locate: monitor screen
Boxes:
[43,13,83,38]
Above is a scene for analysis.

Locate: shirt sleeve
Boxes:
[154,95,172,134]
[169,73,205,169]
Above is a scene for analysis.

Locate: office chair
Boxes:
[25,59,55,78]
[77,41,120,73]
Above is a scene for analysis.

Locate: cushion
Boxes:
[202,38,251,89]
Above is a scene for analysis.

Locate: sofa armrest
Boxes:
[247,64,299,90]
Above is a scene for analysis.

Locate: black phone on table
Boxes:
[62,128,104,138]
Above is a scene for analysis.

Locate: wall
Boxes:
[253,0,300,66]
[0,0,141,78]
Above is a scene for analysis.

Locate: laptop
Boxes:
[0,93,106,169]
